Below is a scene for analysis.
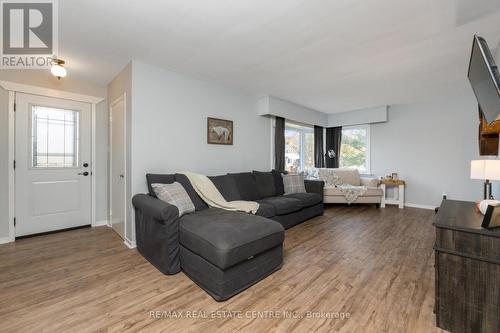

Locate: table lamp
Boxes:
[470,160,500,199]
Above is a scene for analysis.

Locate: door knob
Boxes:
[119,174,124,178]
[78,171,89,176]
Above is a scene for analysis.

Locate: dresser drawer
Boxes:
[435,251,500,333]
[436,228,500,263]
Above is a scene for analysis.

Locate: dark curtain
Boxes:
[314,125,324,168]
[325,126,342,168]
[274,117,285,171]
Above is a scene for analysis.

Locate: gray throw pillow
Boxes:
[151,182,195,216]
[282,173,306,195]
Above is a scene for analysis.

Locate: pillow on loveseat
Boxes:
[318,168,361,186]
[151,182,195,216]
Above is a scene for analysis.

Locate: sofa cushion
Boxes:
[228,172,261,200]
[146,173,175,198]
[271,169,286,195]
[258,196,303,215]
[334,168,361,186]
[283,192,322,208]
[209,175,241,201]
[253,171,276,198]
[174,174,209,211]
[324,186,383,197]
[179,208,284,270]
[255,202,276,218]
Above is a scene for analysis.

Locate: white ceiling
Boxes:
[59,0,500,113]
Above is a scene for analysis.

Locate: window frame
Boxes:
[284,122,314,172]
[340,124,371,175]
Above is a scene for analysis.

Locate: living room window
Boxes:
[340,124,371,174]
[285,123,314,173]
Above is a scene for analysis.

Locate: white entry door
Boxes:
[110,95,126,239]
[15,93,92,237]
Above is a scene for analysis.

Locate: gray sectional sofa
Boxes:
[132,170,324,301]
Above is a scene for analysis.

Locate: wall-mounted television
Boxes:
[468,35,500,125]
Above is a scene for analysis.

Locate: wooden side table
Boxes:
[380,179,405,209]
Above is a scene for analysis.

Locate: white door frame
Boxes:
[109,93,127,241]
[1,80,104,243]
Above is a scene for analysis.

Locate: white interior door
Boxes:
[110,96,126,239]
[15,93,92,237]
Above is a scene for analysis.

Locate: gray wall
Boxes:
[128,61,271,241]
[371,87,482,207]
[94,101,109,223]
[0,87,9,240]
[0,70,108,240]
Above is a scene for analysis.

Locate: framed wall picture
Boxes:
[207,117,233,145]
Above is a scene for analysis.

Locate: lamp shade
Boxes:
[470,160,500,180]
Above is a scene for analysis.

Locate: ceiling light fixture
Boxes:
[50,59,67,80]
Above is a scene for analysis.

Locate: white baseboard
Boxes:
[124,238,136,249]
[0,237,14,245]
[405,203,437,210]
[93,220,110,227]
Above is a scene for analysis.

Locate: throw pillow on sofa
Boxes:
[282,173,306,195]
[253,170,276,198]
[151,182,195,216]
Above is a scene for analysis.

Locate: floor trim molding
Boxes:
[124,238,136,249]
[0,237,14,245]
[405,203,437,210]
[93,220,110,227]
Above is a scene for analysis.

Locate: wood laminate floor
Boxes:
[0,205,446,333]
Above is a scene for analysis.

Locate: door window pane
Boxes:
[32,106,79,168]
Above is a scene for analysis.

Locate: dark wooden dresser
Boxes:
[434,199,500,333]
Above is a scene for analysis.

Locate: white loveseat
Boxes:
[316,168,383,206]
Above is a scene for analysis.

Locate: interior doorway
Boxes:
[109,94,126,239]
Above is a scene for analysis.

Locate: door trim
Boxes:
[3,81,104,243]
[7,91,15,243]
[109,93,128,243]
[0,81,103,104]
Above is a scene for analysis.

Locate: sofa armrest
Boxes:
[360,177,379,188]
[304,179,325,198]
[132,194,181,275]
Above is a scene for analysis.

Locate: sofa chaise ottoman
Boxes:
[132,171,324,301]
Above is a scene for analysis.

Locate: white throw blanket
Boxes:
[337,185,368,204]
[180,172,259,214]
